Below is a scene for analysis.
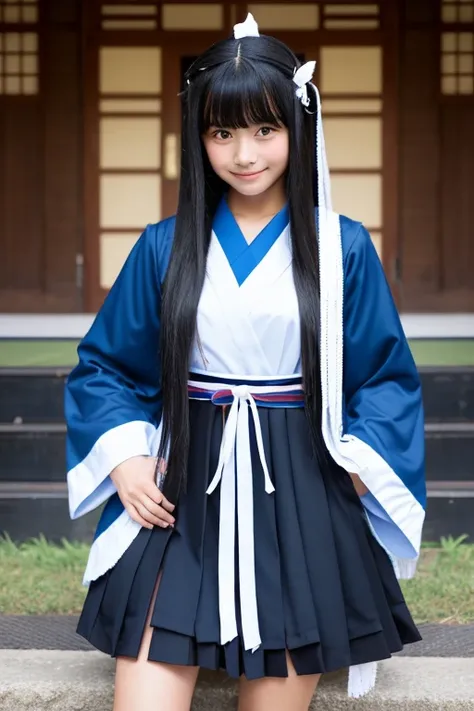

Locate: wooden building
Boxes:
[0,0,473,315]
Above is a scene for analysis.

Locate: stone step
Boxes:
[1,366,473,424]
[420,367,474,422]
[0,368,68,425]
[0,482,472,544]
[0,651,472,711]
[1,422,473,483]
[0,484,100,543]
[425,423,474,480]
[0,425,66,482]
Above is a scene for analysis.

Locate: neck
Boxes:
[227,179,286,219]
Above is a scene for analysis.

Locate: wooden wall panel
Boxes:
[399,25,441,306]
[0,100,43,291]
[403,0,439,26]
[0,0,83,312]
[0,102,7,292]
[400,0,474,311]
[440,105,474,291]
[43,9,82,306]
[44,0,79,25]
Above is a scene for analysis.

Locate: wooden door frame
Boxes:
[82,2,400,311]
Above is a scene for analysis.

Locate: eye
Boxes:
[213,129,232,140]
[257,126,276,137]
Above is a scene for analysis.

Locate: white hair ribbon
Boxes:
[233,12,260,39]
[293,61,316,108]
[314,83,333,212]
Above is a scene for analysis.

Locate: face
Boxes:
[202,123,289,197]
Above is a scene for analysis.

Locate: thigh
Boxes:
[114,572,199,711]
[238,652,320,711]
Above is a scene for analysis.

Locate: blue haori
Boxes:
[187,372,304,653]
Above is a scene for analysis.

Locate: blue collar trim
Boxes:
[213,198,290,285]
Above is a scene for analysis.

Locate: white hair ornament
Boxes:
[233,12,260,39]
[292,61,316,108]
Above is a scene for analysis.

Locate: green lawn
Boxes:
[1,535,474,622]
[0,339,473,368]
[0,341,79,368]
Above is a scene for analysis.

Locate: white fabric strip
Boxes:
[314,85,333,213]
[82,508,142,586]
[318,207,378,697]
[194,381,293,652]
[315,81,420,694]
[318,209,423,695]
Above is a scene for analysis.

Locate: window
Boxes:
[442,0,474,24]
[0,31,38,94]
[0,0,38,25]
[441,32,474,94]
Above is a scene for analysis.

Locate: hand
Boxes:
[349,473,369,497]
[110,455,175,529]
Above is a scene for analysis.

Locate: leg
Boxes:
[113,573,199,711]
[238,652,320,711]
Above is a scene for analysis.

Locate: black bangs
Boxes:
[199,58,292,131]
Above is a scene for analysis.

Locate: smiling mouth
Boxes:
[230,169,267,178]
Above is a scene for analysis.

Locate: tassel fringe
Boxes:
[348,661,378,698]
[393,555,419,580]
[82,509,141,586]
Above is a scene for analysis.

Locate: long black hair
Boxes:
[158,34,326,502]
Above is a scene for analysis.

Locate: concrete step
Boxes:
[1,421,473,483]
[0,484,100,543]
[420,367,474,422]
[0,425,66,482]
[0,651,473,710]
[0,368,68,425]
[0,481,473,545]
[0,366,473,425]
[425,423,474,480]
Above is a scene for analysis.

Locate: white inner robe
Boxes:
[190,225,301,378]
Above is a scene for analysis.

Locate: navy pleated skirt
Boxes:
[76,399,421,679]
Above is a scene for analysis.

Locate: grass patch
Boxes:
[1,534,474,622]
[409,339,474,367]
[400,535,474,625]
[1,339,473,368]
[0,535,88,615]
[0,340,79,368]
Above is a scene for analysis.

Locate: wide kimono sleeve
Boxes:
[342,223,426,577]
[65,223,164,521]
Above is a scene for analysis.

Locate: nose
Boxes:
[234,137,257,167]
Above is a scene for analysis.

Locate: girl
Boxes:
[66,14,425,711]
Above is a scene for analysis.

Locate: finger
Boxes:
[157,457,167,474]
[136,502,171,528]
[159,495,175,513]
[142,480,176,512]
[141,494,175,525]
[142,480,167,506]
[125,504,153,530]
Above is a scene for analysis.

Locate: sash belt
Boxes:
[188,374,304,652]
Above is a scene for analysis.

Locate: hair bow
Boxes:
[293,61,316,108]
[233,12,260,39]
